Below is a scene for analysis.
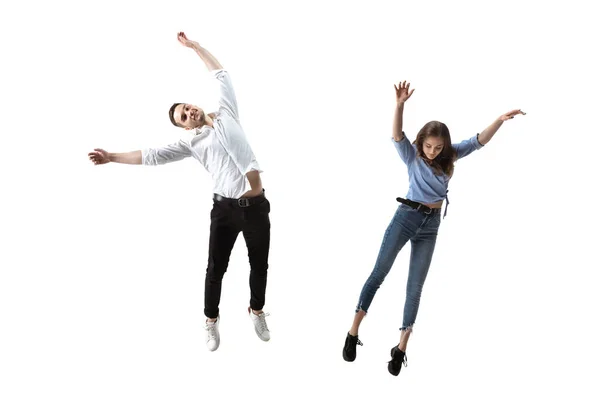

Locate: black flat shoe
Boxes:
[388,346,407,376]
[342,332,363,362]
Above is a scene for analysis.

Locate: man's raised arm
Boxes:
[177,32,223,71]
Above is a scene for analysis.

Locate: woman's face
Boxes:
[422,136,445,160]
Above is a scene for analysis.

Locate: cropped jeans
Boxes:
[356,204,441,330]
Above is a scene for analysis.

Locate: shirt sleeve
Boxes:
[215,128,262,175]
[142,139,192,165]
[452,134,484,160]
[391,132,416,165]
[212,69,239,119]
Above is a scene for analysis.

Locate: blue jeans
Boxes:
[356,204,441,330]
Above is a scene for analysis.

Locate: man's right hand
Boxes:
[177,32,199,50]
[176,31,223,71]
[88,148,110,165]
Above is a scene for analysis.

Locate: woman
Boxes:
[342,80,524,376]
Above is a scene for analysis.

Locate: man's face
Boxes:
[173,103,205,129]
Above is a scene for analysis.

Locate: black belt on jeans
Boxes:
[396,197,440,215]
[214,190,265,208]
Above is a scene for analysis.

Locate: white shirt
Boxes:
[142,69,262,198]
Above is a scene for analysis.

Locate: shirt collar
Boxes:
[194,125,211,136]
[193,111,220,136]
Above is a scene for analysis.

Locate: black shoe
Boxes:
[342,332,363,362]
[388,346,407,376]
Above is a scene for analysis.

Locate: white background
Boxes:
[1,0,599,398]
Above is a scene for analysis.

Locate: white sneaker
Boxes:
[248,307,270,342]
[205,316,220,351]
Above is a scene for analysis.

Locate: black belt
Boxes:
[214,190,265,208]
[396,197,441,215]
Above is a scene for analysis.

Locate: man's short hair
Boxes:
[169,103,183,127]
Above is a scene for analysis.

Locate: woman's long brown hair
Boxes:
[413,121,457,177]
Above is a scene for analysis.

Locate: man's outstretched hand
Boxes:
[177,32,199,50]
[88,148,110,165]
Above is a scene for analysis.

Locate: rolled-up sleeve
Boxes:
[213,69,239,119]
[142,139,192,166]
[453,134,484,160]
[392,132,416,165]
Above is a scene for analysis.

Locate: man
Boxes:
[88,32,271,352]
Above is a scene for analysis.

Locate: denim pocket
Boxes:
[399,203,416,212]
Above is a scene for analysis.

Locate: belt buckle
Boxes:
[417,204,432,214]
[237,198,251,208]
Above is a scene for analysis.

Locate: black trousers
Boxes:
[204,193,271,319]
